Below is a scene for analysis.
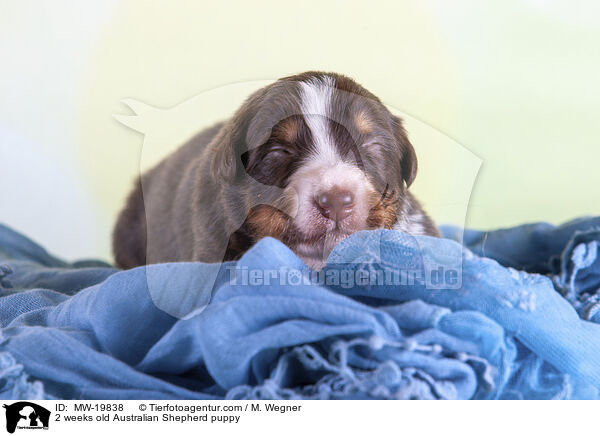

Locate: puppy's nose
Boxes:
[315,189,354,222]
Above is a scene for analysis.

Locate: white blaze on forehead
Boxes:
[285,74,378,252]
[299,76,338,163]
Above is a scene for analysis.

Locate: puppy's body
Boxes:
[113,72,438,269]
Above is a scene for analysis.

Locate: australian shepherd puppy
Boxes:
[113,71,438,270]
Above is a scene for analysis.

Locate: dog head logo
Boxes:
[114,79,481,319]
[3,402,50,433]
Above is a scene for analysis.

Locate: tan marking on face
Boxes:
[274,116,299,144]
[366,190,398,229]
[246,205,291,241]
[354,110,374,134]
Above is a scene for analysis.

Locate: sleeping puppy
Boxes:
[113,71,439,270]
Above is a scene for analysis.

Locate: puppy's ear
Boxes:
[210,101,271,183]
[209,118,251,182]
[391,115,418,188]
[210,125,239,182]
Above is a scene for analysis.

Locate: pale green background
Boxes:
[1,0,598,262]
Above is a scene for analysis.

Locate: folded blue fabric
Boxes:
[0,217,598,400]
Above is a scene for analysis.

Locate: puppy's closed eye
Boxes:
[266,145,293,159]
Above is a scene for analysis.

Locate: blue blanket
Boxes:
[0,217,599,400]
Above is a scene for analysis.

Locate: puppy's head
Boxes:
[213,72,418,268]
